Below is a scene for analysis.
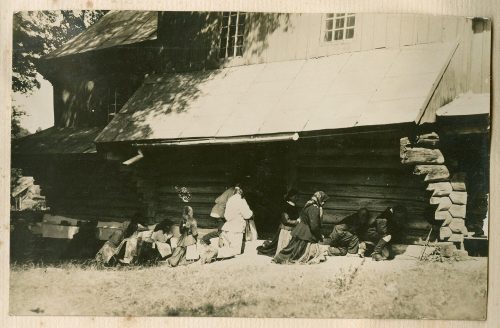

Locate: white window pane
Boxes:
[336,13,345,17]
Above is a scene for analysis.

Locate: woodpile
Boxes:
[400,133,468,249]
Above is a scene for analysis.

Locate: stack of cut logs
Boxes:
[400,133,468,248]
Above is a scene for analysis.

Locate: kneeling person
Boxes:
[359,206,406,261]
[326,208,369,256]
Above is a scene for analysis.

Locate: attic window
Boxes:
[324,13,356,42]
[107,88,126,122]
[219,12,246,59]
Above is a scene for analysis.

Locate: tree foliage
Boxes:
[12,10,107,94]
[11,105,30,139]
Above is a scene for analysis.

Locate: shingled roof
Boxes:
[95,42,457,144]
[12,127,101,155]
[44,11,157,59]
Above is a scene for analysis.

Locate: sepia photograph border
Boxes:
[1,0,499,327]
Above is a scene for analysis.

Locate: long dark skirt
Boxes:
[256,227,280,256]
[273,237,327,265]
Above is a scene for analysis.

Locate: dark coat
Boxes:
[291,204,322,242]
[335,212,366,236]
[280,201,300,231]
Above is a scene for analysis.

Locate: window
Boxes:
[106,88,128,122]
[324,13,356,42]
[219,12,246,59]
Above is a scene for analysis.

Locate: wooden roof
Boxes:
[11,177,35,197]
[95,42,457,144]
[44,11,157,59]
[437,93,490,117]
[12,127,101,155]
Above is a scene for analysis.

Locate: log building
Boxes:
[12,11,490,245]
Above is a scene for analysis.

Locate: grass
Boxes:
[9,242,488,319]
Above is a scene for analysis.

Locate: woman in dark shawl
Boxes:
[273,191,329,265]
[257,189,300,256]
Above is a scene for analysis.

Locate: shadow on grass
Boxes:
[165,300,256,317]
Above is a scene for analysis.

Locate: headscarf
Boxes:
[304,191,329,208]
[303,191,328,219]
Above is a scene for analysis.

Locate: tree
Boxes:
[12,10,107,94]
[11,105,30,139]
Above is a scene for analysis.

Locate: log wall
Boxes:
[15,155,146,222]
[295,131,431,240]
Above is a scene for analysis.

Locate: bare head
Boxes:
[357,207,370,222]
[285,188,299,203]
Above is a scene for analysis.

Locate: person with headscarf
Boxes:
[257,189,301,257]
[168,206,199,267]
[217,186,253,259]
[358,206,407,261]
[273,191,329,264]
[324,208,370,257]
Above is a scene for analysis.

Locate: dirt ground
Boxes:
[9,241,487,319]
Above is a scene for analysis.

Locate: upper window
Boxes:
[324,13,356,42]
[219,12,246,59]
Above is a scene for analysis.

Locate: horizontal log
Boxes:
[449,218,468,234]
[449,191,467,205]
[435,197,452,211]
[448,233,464,243]
[400,137,411,159]
[298,158,401,169]
[299,147,398,158]
[413,165,450,182]
[426,182,453,196]
[299,183,428,201]
[299,171,424,188]
[415,132,439,148]
[449,204,466,218]
[451,173,467,191]
[401,148,445,165]
[435,210,452,222]
[440,227,452,239]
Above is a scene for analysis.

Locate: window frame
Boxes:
[219,11,246,60]
[322,13,356,43]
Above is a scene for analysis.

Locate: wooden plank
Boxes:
[416,15,430,44]
[427,15,443,43]
[373,13,388,49]
[442,16,459,42]
[470,19,484,93]
[360,13,375,51]
[462,19,473,91]
[482,19,492,93]
[385,14,401,48]
[399,14,415,46]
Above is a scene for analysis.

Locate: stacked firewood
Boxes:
[400,133,468,249]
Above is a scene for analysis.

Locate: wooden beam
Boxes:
[401,147,445,165]
[414,165,450,182]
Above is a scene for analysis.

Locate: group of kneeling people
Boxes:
[94,186,407,267]
[258,189,407,262]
